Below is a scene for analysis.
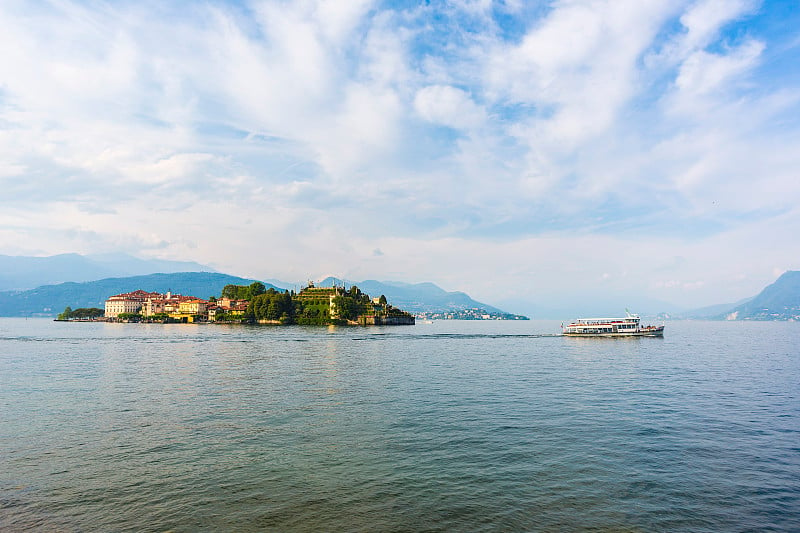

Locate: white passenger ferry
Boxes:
[562,311,664,337]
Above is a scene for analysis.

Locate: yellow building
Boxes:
[163,299,209,322]
[178,299,208,315]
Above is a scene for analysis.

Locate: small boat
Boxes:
[562,311,664,337]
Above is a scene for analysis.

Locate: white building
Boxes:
[104,290,161,318]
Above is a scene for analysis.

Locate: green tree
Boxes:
[267,299,280,320]
[333,295,357,320]
[249,282,266,299]
[71,307,104,319]
[221,284,240,299]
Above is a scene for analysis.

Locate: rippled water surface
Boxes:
[1,318,798,531]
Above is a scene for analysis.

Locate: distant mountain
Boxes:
[315,277,508,314]
[723,271,800,320]
[0,272,277,317]
[0,253,216,291]
[679,297,754,319]
[0,268,523,318]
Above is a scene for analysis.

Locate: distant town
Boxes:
[417,309,529,320]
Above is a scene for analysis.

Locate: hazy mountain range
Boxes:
[0,253,215,291]
[0,272,272,317]
[1,254,798,320]
[708,271,800,320]
[0,269,500,317]
[312,277,504,315]
[676,297,755,319]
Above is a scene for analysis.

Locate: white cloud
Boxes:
[645,0,759,70]
[312,0,375,46]
[414,85,485,130]
[0,0,798,312]
[679,0,758,53]
[212,4,338,136]
[315,82,404,178]
[675,39,765,96]
[487,0,673,112]
[481,0,677,204]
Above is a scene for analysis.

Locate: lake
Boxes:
[1,318,798,531]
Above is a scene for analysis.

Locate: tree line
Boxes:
[220,282,268,301]
[57,307,104,320]
[218,283,396,325]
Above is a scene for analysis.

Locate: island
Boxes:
[69,281,415,326]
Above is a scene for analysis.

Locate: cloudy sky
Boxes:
[1,0,798,314]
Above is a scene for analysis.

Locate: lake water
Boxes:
[1,318,798,531]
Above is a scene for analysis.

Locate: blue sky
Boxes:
[1,0,799,313]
